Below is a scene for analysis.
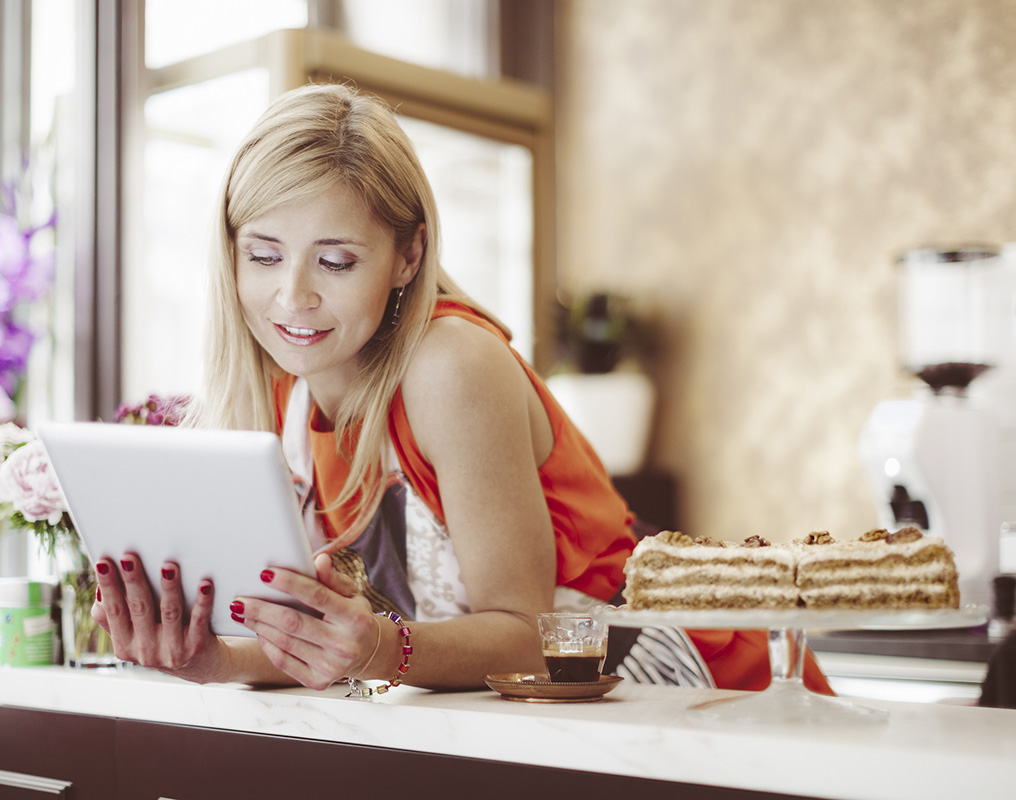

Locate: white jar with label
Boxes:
[0,578,58,667]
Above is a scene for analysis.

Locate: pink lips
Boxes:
[274,323,331,346]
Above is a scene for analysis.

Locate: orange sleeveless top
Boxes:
[273,300,636,601]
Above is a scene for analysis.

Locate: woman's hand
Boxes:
[230,552,380,691]
[92,553,231,684]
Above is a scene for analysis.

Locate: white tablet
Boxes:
[37,422,317,637]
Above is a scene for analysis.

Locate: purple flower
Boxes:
[0,214,53,311]
[0,176,57,413]
[0,215,27,311]
[0,319,34,397]
[114,394,190,426]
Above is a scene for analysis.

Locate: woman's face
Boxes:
[235,181,421,413]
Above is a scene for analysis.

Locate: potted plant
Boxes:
[546,291,658,476]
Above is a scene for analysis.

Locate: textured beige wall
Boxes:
[555,0,1016,542]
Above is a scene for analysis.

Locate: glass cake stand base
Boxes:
[688,627,887,725]
[689,678,887,725]
[595,605,986,726]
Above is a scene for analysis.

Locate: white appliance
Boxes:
[859,244,1016,608]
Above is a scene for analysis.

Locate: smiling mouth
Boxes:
[282,325,321,336]
[274,323,331,345]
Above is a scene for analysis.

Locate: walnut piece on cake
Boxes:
[693,535,727,548]
[653,530,695,547]
[860,528,890,542]
[740,535,770,548]
[886,526,924,545]
[803,531,835,545]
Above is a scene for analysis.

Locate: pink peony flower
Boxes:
[0,439,67,525]
[0,421,33,447]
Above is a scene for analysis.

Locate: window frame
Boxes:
[117,25,555,416]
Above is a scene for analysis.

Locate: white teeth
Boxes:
[282,325,318,336]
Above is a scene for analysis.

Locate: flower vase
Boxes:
[55,539,116,668]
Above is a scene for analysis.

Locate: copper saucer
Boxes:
[484,673,623,703]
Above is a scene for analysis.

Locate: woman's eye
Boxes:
[247,252,280,266]
[320,256,354,272]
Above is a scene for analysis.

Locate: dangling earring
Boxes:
[391,286,405,326]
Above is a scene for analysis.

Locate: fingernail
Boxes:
[120,560,135,572]
[96,587,102,601]
[231,612,245,624]
[200,583,212,596]
[162,567,176,581]
[96,562,110,576]
[260,570,274,583]
[229,600,245,615]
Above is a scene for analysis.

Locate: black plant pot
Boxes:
[577,339,622,374]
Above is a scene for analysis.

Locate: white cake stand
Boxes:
[594,605,988,726]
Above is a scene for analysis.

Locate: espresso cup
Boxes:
[537,612,608,683]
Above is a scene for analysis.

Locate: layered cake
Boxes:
[795,527,960,609]
[621,530,798,610]
[622,527,960,610]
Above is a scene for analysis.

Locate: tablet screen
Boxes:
[38,422,317,637]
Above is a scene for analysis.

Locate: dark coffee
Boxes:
[542,651,605,683]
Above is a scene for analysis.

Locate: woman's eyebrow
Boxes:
[315,237,364,246]
[238,232,365,247]
[239,231,281,243]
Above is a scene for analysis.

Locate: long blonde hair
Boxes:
[191,83,504,528]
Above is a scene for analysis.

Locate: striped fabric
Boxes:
[615,626,715,689]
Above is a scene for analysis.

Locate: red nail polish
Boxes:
[229,600,245,615]
[120,560,135,572]
[200,583,212,596]
[260,570,274,583]
[162,567,176,581]
[96,587,102,601]
[96,562,110,575]
[231,612,245,624]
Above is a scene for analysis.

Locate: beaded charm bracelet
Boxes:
[347,611,413,698]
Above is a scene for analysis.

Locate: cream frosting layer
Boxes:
[629,563,794,582]
[797,562,954,582]
[794,538,949,565]
[631,538,797,566]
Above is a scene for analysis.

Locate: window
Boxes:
[144,0,308,68]
[8,1,554,421]
[127,69,274,398]
[126,18,552,404]
[400,116,534,359]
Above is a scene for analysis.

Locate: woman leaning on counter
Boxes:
[90,82,831,697]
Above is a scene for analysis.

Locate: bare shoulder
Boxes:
[401,316,530,456]
[402,315,520,398]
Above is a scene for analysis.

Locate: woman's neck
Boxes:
[304,357,363,424]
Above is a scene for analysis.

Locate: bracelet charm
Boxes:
[347,611,413,698]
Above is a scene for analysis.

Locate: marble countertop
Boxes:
[1,666,1014,800]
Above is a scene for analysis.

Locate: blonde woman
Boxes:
[93,84,830,696]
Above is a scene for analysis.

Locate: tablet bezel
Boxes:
[37,422,318,638]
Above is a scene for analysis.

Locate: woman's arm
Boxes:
[393,315,558,687]
[236,317,559,690]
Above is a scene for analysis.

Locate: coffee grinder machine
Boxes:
[859,244,1014,608]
